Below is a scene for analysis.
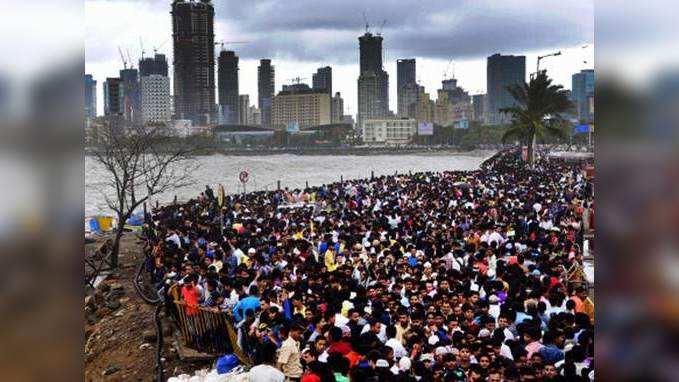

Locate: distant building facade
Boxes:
[472,94,486,124]
[312,66,332,97]
[218,50,239,124]
[397,59,417,117]
[258,59,275,127]
[486,53,526,125]
[331,92,344,123]
[171,0,215,124]
[238,95,250,125]
[272,85,331,129]
[103,77,123,116]
[140,74,171,125]
[120,68,141,126]
[362,118,417,145]
[84,74,97,126]
[357,32,390,128]
[410,86,436,124]
[572,69,595,123]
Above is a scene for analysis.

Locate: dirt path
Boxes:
[84,233,207,381]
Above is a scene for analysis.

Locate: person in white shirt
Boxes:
[249,341,285,382]
[385,325,407,359]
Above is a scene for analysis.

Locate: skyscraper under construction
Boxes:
[171,0,215,125]
[357,32,389,129]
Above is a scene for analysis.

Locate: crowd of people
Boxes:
[145,150,594,381]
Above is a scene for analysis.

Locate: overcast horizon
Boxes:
[85,0,594,119]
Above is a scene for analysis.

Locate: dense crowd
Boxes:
[145,150,594,382]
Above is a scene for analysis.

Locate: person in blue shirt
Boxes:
[539,330,565,364]
[233,285,261,322]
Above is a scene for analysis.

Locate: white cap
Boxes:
[399,357,412,371]
[248,248,256,254]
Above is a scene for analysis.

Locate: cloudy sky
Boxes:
[85,0,594,118]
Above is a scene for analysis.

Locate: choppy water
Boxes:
[85,151,492,216]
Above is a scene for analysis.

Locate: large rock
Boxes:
[96,282,111,293]
[105,289,126,300]
[85,296,96,310]
[106,300,121,310]
[142,329,157,342]
[102,365,120,376]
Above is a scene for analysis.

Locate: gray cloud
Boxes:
[87,0,593,64]
[211,0,593,62]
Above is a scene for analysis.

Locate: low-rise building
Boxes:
[272,85,331,129]
[362,118,417,145]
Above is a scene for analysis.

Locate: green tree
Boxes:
[501,71,573,165]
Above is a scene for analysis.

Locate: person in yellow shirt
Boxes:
[324,247,337,272]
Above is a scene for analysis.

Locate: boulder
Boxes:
[97,282,111,293]
[105,289,126,300]
[85,296,96,310]
[106,300,121,310]
[102,365,120,376]
[142,329,157,342]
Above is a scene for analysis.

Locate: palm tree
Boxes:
[501,71,574,166]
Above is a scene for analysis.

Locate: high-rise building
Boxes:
[331,92,344,123]
[397,59,416,117]
[141,74,171,125]
[272,85,331,129]
[103,77,123,116]
[218,50,239,124]
[312,66,332,97]
[472,94,486,124]
[120,68,140,126]
[139,54,169,77]
[486,53,526,125]
[357,32,390,128]
[171,0,215,125]
[238,95,250,125]
[258,59,275,127]
[572,69,595,123]
[84,74,97,125]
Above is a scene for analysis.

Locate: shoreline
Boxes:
[85,145,501,157]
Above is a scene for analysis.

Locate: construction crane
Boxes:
[214,40,249,51]
[139,36,145,60]
[376,19,387,36]
[126,48,134,69]
[153,39,169,55]
[443,59,454,80]
[534,51,561,77]
[118,46,128,69]
[363,12,370,33]
[287,77,308,85]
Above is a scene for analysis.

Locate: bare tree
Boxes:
[93,123,196,268]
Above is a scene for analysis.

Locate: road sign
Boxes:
[239,170,249,184]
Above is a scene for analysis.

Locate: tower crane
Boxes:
[118,46,128,69]
[287,77,308,85]
[214,40,249,51]
[377,19,387,36]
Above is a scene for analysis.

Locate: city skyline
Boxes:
[85,0,594,120]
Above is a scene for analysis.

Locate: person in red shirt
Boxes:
[327,327,352,355]
[180,274,201,316]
